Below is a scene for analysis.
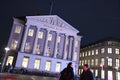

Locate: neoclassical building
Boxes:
[5,15,82,74]
[79,37,120,80]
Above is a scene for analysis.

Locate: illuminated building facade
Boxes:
[79,38,120,80]
[5,15,82,74]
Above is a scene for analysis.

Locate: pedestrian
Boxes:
[80,64,94,80]
[59,62,74,80]
[7,63,12,73]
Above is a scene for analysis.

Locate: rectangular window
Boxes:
[11,40,18,49]
[25,42,30,52]
[34,59,40,69]
[92,50,94,55]
[56,62,61,72]
[38,31,43,39]
[48,34,52,41]
[15,25,21,33]
[45,61,51,71]
[101,48,105,53]
[108,58,112,66]
[95,69,98,77]
[115,48,119,54]
[6,56,14,66]
[95,59,98,65]
[96,49,98,55]
[116,58,119,67]
[101,58,105,65]
[22,57,29,68]
[88,60,90,66]
[108,48,112,54]
[88,51,91,56]
[36,45,40,54]
[101,70,105,79]
[28,29,34,36]
[91,59,94,66]
[108,71,113,80]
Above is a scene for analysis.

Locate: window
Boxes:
[22,57,29,68]
[6,56,14,66]
[56,62,61,72]
[15,25,21,33]
[88,51,91,56]
[45,61,51,71]
[88,60,90,66]
[108,48,112,54]
[101,70,105,79]
[108,58,112,66]
[36,45,40,54]
[11,40,18,49]
[82,60,84,66]
[115,48,119,54]
[96,49,98,55]
[101,48,105,53]
[38,31,43,39]
[108,71,113,80]
[79,61,81,66]
[116,58,120,67]
[95,69,98,77]
[91,59,94,66]
[95,59,98,65]
[25,43,30,52]
[28,29,34,36]
[85,60,87,64]
[48,34,52,41]
[92,50,94,55]
[85,52,87,56]
[57,36,61,43]
[47,47,50,56]
[34,59,40,69]
[101,58,105,65]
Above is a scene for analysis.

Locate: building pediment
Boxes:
[26,15,79,33]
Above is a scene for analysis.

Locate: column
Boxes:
[68,36,73,60]
[72,37,76,61]
[43,30,50,56]
[53,32,59,58]
[63,34,68,59]
[20,25,29,52]
[32,28,39,54]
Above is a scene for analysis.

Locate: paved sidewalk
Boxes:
[0,73,58,80]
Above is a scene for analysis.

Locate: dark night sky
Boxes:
[0,0,120,48]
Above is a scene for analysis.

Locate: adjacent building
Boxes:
[79,37,120,80]
[5,15,82,74]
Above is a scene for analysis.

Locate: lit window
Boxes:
[38,31,43,39]
[56,62,61,72]
[108,71,113,80]
[34,59,40,69]
[92,50,94,55]
[101,70,105,79]
[36,45,40,54]
[82,60,84,66]
[95,69,98,77]
[91,59,94,66]
[108,48,112,54]
[11,40,18,49]
[115,48,119,54]
[25,43,30,52]
[116,58,119,67]
[85,52,87,56]
[75,40,78,47]
[101,48,105,53]
[88,51,91,56]
[88,60,90,66]
[108,58,112,66]
[22,57,29,68]
[82,52,84,57]
[6,56,14,66]
[79,61,81,66]
[101,58,105,65]
[95,59,98,65]
[15,25,21,33]
[85,60,87,64]
[45,61,51,71]
[48,34,52,41]
[96,49,98,55]
[28,29,34,36]
[57,36,61,43]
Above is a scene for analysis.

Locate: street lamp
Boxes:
[1,47,10,72]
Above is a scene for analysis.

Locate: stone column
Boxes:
[68,36,73,60]
[43,30,50,56]
[63,34,68,59]
[32,28,39,54]
[53,32,59,58]
[72,37,76,61]
[20,25,30,52]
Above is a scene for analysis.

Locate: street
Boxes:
[0,73,58,80]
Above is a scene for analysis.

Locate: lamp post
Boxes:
[1,47,10,72]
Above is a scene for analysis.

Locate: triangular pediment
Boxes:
[26,15,79,33]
